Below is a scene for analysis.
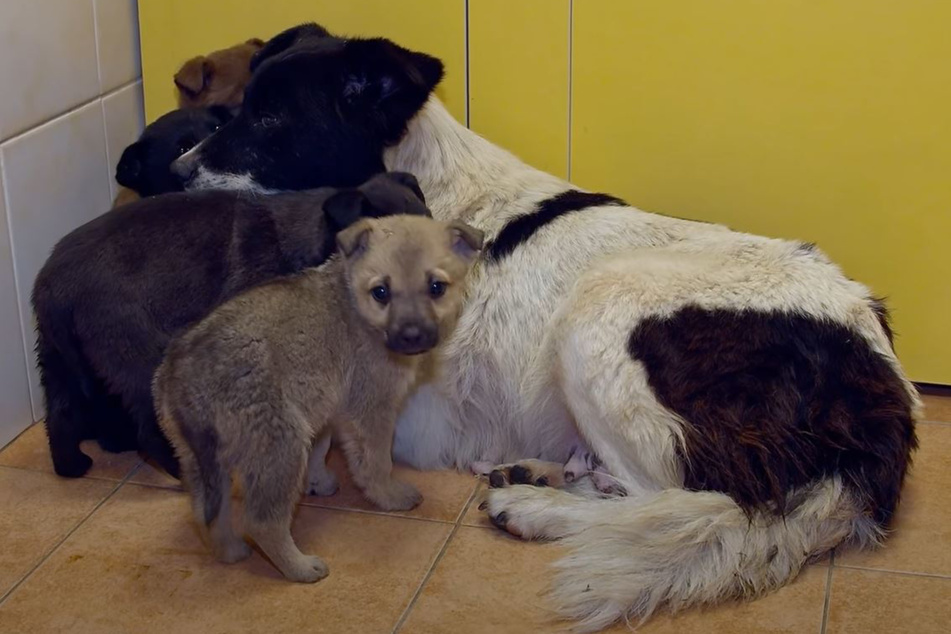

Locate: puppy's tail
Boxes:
[549,478,877,632]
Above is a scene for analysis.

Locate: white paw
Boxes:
[282,554,330,583]
[367,479,423,511]
[307,470,340,497]
[481,485,561,540]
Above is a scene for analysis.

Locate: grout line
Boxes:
[91,0,104,94]
[566,0,574,181]
[820,550,835,634]
[0,462,142,607]
[833,563,951,581]
[464,0,471,129]
[0,461,142,486]
[0,78,141,147]
[919,419,951,426]
[391,483,482,633]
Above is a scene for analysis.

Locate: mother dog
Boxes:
[173,24,919,631]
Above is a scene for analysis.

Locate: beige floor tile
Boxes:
[0,467,117,597]
[300,448,479,523]
[127,459,182,490]
[920,393,951,423]
[826,568,951,633]
[0,423,141,481]
[837,424,951,575]
[460,482,493,528]
[400,526,828,634]
[0,484,450,634]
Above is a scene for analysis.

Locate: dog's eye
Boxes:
[429,280,447,298]
[371,285,390,305]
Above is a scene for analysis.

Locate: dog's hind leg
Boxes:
[37,335,95,477]
[306,430,339,497]
[243,420,328,583]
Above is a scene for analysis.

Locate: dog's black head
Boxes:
[171,24,444,193]
[323,171,431,232]
[116,106,232,197]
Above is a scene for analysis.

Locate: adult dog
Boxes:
[174,24,919,631]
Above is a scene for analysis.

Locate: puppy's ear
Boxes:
[251,22,331,72]
[381,172,425,204]
[339,39,444,142]
[324,189,375,231]
[115,141,146,190]
[174,56,213,99]
[207,105,234,125]
[448,221,484,262]
[336,219,373,259]
[246,38,266,48]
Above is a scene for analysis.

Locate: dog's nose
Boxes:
[170,154,198,185]
[388,324,438,355]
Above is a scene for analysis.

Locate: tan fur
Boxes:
[111,186,141,208]
[154,214,482,582]
[174,39,264,110]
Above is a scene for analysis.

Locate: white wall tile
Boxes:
[102,81,145,199]
[0,0,100,141]
[95,0,141,92]
[0,157,34,446]
[1,101,112,419]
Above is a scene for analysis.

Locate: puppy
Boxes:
[154,214,483,582]
[33,172,429,479]
[114,106,232,205]
[175,39,264,110]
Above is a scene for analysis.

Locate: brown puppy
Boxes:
[174,39,264,109]
[155,214,483,582]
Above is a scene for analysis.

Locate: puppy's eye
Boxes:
[371,285,390,305]
[429,280,447,298]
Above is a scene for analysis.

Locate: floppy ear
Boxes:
[336,219,373,259]
[251,22,331,72]
[323,190,375,231]
[338,39,445,141]
[448,221,484,262]
[246,38,265,48]
[381,172,425,204]
[174,56,213,99]
[115,141,146,190]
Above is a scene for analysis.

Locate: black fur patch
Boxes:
[484,191,627,261]
[628,306,916,525]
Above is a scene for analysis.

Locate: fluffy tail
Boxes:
[547,478,876,631]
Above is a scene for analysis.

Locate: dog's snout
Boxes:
[170,153,198,185]
[387,323,438,355]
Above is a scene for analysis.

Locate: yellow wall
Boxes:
[139,1,950,383]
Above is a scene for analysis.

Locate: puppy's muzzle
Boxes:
[386,324,438,356]
[171,152,199,187]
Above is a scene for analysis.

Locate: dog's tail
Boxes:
[548,478,876,632]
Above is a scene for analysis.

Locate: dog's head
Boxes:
[336,214,482,356]
[171,23,444,194]
[116,106,233,197]
[174,38,265,110]
[322,171,430,233]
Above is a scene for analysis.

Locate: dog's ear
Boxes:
[115,141,146,190]
[380,172,425,204]
[251,22,331,72]
[338,39,444,141]
[207,105,234,125]
[324,189,375,231]
[246,38,265,49]
[174,56,213,99]
[336,219,373,259]
[447,221,484,262]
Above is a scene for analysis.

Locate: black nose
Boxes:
[387,324,438,355]
[170,155,198,184]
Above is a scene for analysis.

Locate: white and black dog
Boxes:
[173,23,919,632]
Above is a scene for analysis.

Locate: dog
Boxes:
[154,214,483,582]
[114,106,233,205]
[174,24,919,630]
[174,39,264,110]
[32,172,429,480]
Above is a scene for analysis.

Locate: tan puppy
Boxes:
[174,39,264,109]
[154,214,483,582]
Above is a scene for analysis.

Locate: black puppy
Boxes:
[172,23,443,191]
[116,106,233,199]
[32,172,429,479]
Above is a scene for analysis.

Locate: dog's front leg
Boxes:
[336,414,422,511]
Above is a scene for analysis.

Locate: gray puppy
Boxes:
[154,214,484,582]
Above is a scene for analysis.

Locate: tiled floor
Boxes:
[0,394,949,633]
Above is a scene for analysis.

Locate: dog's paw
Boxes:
[53,452,93,479]
[482,459,566,489]
[307,470,340,497]
[368,479,423,511]
[215,539,253,564]
[479,485,564,540]
[282,554,330,583]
